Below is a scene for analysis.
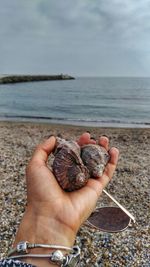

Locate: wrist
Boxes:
[13,207,76,266]
[14,207,76,247]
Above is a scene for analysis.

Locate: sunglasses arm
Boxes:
[103,189,136,223]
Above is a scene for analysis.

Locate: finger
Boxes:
[31,136,56,165]
[106,147,119,170]
[98,136,109,151]
[99,147,119,187]
[82,147,119,198]
[77,132,91,146]
[77,132,96,146]
[89,138,97,144]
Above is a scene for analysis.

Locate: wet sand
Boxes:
[0,121,149,266]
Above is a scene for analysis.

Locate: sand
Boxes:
[0,121,149,266]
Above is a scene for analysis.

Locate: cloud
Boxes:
[0,0,150,75]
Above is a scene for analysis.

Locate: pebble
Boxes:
[0,123,150,266]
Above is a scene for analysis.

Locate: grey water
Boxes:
[0,77,150,128]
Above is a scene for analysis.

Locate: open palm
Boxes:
[26,133,119,239]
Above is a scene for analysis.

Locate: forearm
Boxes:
[13,207,76,267]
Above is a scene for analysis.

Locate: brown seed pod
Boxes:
[81,144,110,177]
[52,138,89,191]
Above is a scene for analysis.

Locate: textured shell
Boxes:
[81,144,110,177]
[52,138,89,191]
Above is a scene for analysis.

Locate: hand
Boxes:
[13,133,119,266]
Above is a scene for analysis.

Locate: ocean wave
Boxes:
[1,114,150,128]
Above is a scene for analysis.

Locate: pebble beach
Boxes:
[0,121,149,266]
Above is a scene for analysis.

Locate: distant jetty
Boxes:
[0,74,75,84]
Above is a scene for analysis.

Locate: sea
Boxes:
[0,77,150,128]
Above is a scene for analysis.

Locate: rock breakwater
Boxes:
[0,74,75,84]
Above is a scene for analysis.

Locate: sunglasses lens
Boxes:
[88,207,131,232]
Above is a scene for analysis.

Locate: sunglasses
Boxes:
[86,189,136,233]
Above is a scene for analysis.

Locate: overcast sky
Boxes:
[0,0,150,76]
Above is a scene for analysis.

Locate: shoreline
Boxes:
[0,118,150,129]
[0,121,149,266]
[0,120,150,144]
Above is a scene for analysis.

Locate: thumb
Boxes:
[31,136,56,165]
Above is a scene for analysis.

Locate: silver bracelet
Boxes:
[8,241,72,257]
[7,241,80,266]
[8,246,80,266]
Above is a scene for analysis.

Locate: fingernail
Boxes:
[86,131,91,134]
[99,134,109,138]
[47,134,55,139]
[91,136,96,141]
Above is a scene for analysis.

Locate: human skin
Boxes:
[13,133,119,267]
